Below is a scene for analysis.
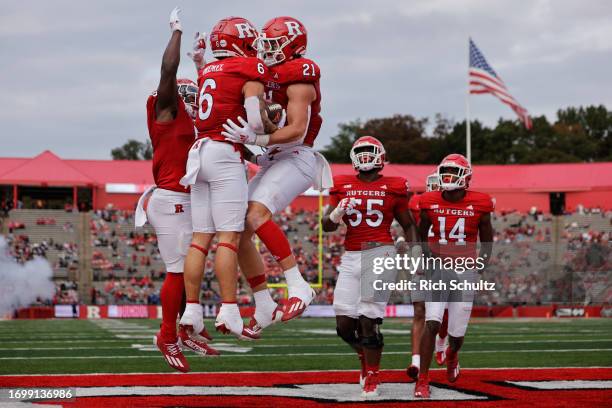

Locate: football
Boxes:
[265,101,283,124]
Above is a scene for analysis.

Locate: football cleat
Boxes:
[446,346,460,383]
[215,304,260,341]
[179,303,209,342]
[406,364,419,382]
[361,371,380,399]
[282,287,315,322]
[247,304,284,336]
[178,326,220,357]
[414,376,430,399]
[154,332,189,373]
[435,334,448,365]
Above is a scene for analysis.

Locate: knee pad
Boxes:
[336,326,359,347]
[358,316,384,349]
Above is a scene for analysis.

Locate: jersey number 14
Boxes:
[435,216,466,245]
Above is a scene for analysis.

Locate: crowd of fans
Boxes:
[1,204,610,307]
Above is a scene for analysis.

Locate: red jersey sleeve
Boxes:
[277,58,320,85]
[388,177,409,215]
[418,192,437,210]
[474,192,495,213]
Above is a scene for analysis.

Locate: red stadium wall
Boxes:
[488,192,550,213]
[94,189,140,211]
[566,190,612,211]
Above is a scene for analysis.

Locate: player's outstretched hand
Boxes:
[169,7,182,32]
[222,117,257,145]
[188,32,207,70]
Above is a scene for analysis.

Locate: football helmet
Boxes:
[256,16,307,66]
[437,153,472,191]
[350,136,386,172]
[177,78,198,119]
[209,17,258,58]
[425,173,440,192]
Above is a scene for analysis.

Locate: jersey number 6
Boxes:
[198,78,217,121]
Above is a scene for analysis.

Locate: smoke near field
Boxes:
[0,236,55,316]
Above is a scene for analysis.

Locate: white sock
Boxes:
[283,266,305,287]
[254,289,276,308]
[412,354,420,367]
[218,303,243,333]
[253,289,278,326]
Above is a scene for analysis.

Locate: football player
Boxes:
[178,17,279,341]
[221,16,331,332]
[322,136,415,399]
[414,154,494,398]
[405,172,441,380]
[136,8,218,373]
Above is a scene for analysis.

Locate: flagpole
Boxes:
[466,37,472,163]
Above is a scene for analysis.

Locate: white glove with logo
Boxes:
[330,198,357,223]
[169,7,182,33]
[187,32,207,70]
[222,117,270,146]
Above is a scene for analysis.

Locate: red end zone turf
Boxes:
[0,368,610,407]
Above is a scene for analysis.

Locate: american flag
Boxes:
[469,38,532,129]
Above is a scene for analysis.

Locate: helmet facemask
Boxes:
[178,83,198,119]
[426,173,440,192]
[437,164,471,191]
[255,34,292,66]
[350,143,384,172]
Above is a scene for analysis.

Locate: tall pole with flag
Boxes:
[467,38,532,162]
[466,39,472,162]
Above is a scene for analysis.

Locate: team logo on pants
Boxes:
[175,204,184,214]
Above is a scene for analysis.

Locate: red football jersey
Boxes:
[408,193,421,225]
[195,56,267,145]
[329,174,409,251]
[419,190,494,258]
[265,57,322,147]
[146,95,194,193]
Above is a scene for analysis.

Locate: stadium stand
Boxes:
[1,206,610,307]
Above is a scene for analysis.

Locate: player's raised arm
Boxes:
[478,212,494,267]
[156,7,183,122]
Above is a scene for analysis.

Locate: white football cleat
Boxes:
[282,285,315,322]
[435,334,448,365]
[215,303,260,340]
[179,303,208,342]
[247,303,284,337]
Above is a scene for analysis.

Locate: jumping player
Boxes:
[414,154,494,398]
[137,8,218,373]
[222,16,332,332]
[179,17,278,340]
[322,136,415,399]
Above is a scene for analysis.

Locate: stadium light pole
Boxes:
[466,37,472,163]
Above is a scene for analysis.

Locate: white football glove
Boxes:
[187,32,207,70]
[330,197,357,223]
[222,116,270,146]
[169,7,182,32]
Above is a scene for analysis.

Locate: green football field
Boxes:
[0,318,611,375]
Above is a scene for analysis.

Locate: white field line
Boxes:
[1,366,611,377]
[1,348,611,360]
[1,338,611,352]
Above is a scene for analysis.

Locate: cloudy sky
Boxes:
[1,0,611,159]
